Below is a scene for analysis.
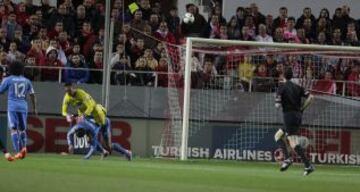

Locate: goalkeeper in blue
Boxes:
[0,61,37,160]
[67,116,132,160]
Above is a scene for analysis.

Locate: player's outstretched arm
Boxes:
[301,94,314,112]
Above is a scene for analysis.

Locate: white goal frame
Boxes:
[180,37,360,160]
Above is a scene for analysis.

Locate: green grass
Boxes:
[0,154,359,192]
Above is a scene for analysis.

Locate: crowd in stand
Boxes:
[0,0,359,95]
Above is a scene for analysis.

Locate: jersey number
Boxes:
[14,83,26,98]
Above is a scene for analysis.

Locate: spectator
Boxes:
[83,0,101,32]
[205,14,220,38]
[129,38,145,68]
[273,27,285,42]
[332,7,343,33]
[47,21,64,39]
[265,14,273,35]
[166,7,180,39]
[88,50,103,84]
[347,64,360,96]
[181,3,207,37]
[142,48,158,71]
[7,41,25,61]
[0,51,9,67]
[24,56,40,81]
[239,55,255,91]
[255,24,273,43]
[134,57,149,86]
[47,3,75,38]
[316,17,332,39]
[111,44,133,85]
[64,54,89,84]
[24,0,38,15]
[231,7,245,29]
[197,57,218,89]
[330,28,343,45]
[68,43,85,62]
[253,63,273,92]
[227,17,241,40]
[209,5,226,24]
[4,12,25,40]
[340,5,355,39]
[296,28,310,44]
[149,13,160,33]
[77,21,97,58]
[318,8,332,31]
[139,0,152,21]
[27,38,45,65]
[14,29,30,53]
[155,57,168,87]
[0,28,10,50]
[303,18,316,41]
[40,0,55,20]
[40,46,63,81]
[74,5,87,37]
[283,17,297,41]
[49,39,67,65]
[249,3,265,26]
[240,26,254,41]
[131,10,149,33]
[316,31,328,45]
[312,71,336,94]
[244,15,256,38]
[296,7,316,29]
[272,7,288,33]
[153,21,176,44]
[345,31,360,46]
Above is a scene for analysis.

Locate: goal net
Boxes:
[159,38,360,164]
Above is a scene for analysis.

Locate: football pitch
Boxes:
[0,154,359,192]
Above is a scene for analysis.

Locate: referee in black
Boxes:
[274,67,314,176]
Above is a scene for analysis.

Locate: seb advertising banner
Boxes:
[1,114,360,165]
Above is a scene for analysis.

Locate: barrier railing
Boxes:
[2,65,358,97]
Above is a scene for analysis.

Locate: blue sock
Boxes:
[19,131,27,150]
[112,143,128,155]
[11,132,20,153]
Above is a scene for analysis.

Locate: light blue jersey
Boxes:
[0,75,34,112]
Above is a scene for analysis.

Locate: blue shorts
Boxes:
[8,111,27,131]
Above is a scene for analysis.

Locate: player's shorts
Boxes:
[283,111,302,135]
[8,111,27,131]
[92,105,106,126]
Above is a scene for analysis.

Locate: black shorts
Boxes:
[283,111,302,135]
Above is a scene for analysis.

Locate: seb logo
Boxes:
[300,128,351,155]
[27,116,132,152]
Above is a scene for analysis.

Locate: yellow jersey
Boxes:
[62,89,97,117]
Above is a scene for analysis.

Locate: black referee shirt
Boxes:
[276,81,310,112]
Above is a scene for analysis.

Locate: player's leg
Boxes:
[18,112,28,158]
[274,129,290,159]
[8,111,20,153]
[286,112,314,176]
[0,139,15,161]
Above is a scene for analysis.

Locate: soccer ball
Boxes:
[273,148,285,162]
[183,12,195,24]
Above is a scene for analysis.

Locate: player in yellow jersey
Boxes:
[62,83,106,128]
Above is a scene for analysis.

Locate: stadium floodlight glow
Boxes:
[175,37,360,161]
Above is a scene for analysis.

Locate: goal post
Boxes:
[169,37,360,162]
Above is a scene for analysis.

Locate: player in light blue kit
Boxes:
[0,61,37,160]
[67,116,132,160]
[67,116,109,159]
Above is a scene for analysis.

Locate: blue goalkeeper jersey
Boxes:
[0,75,34,112]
